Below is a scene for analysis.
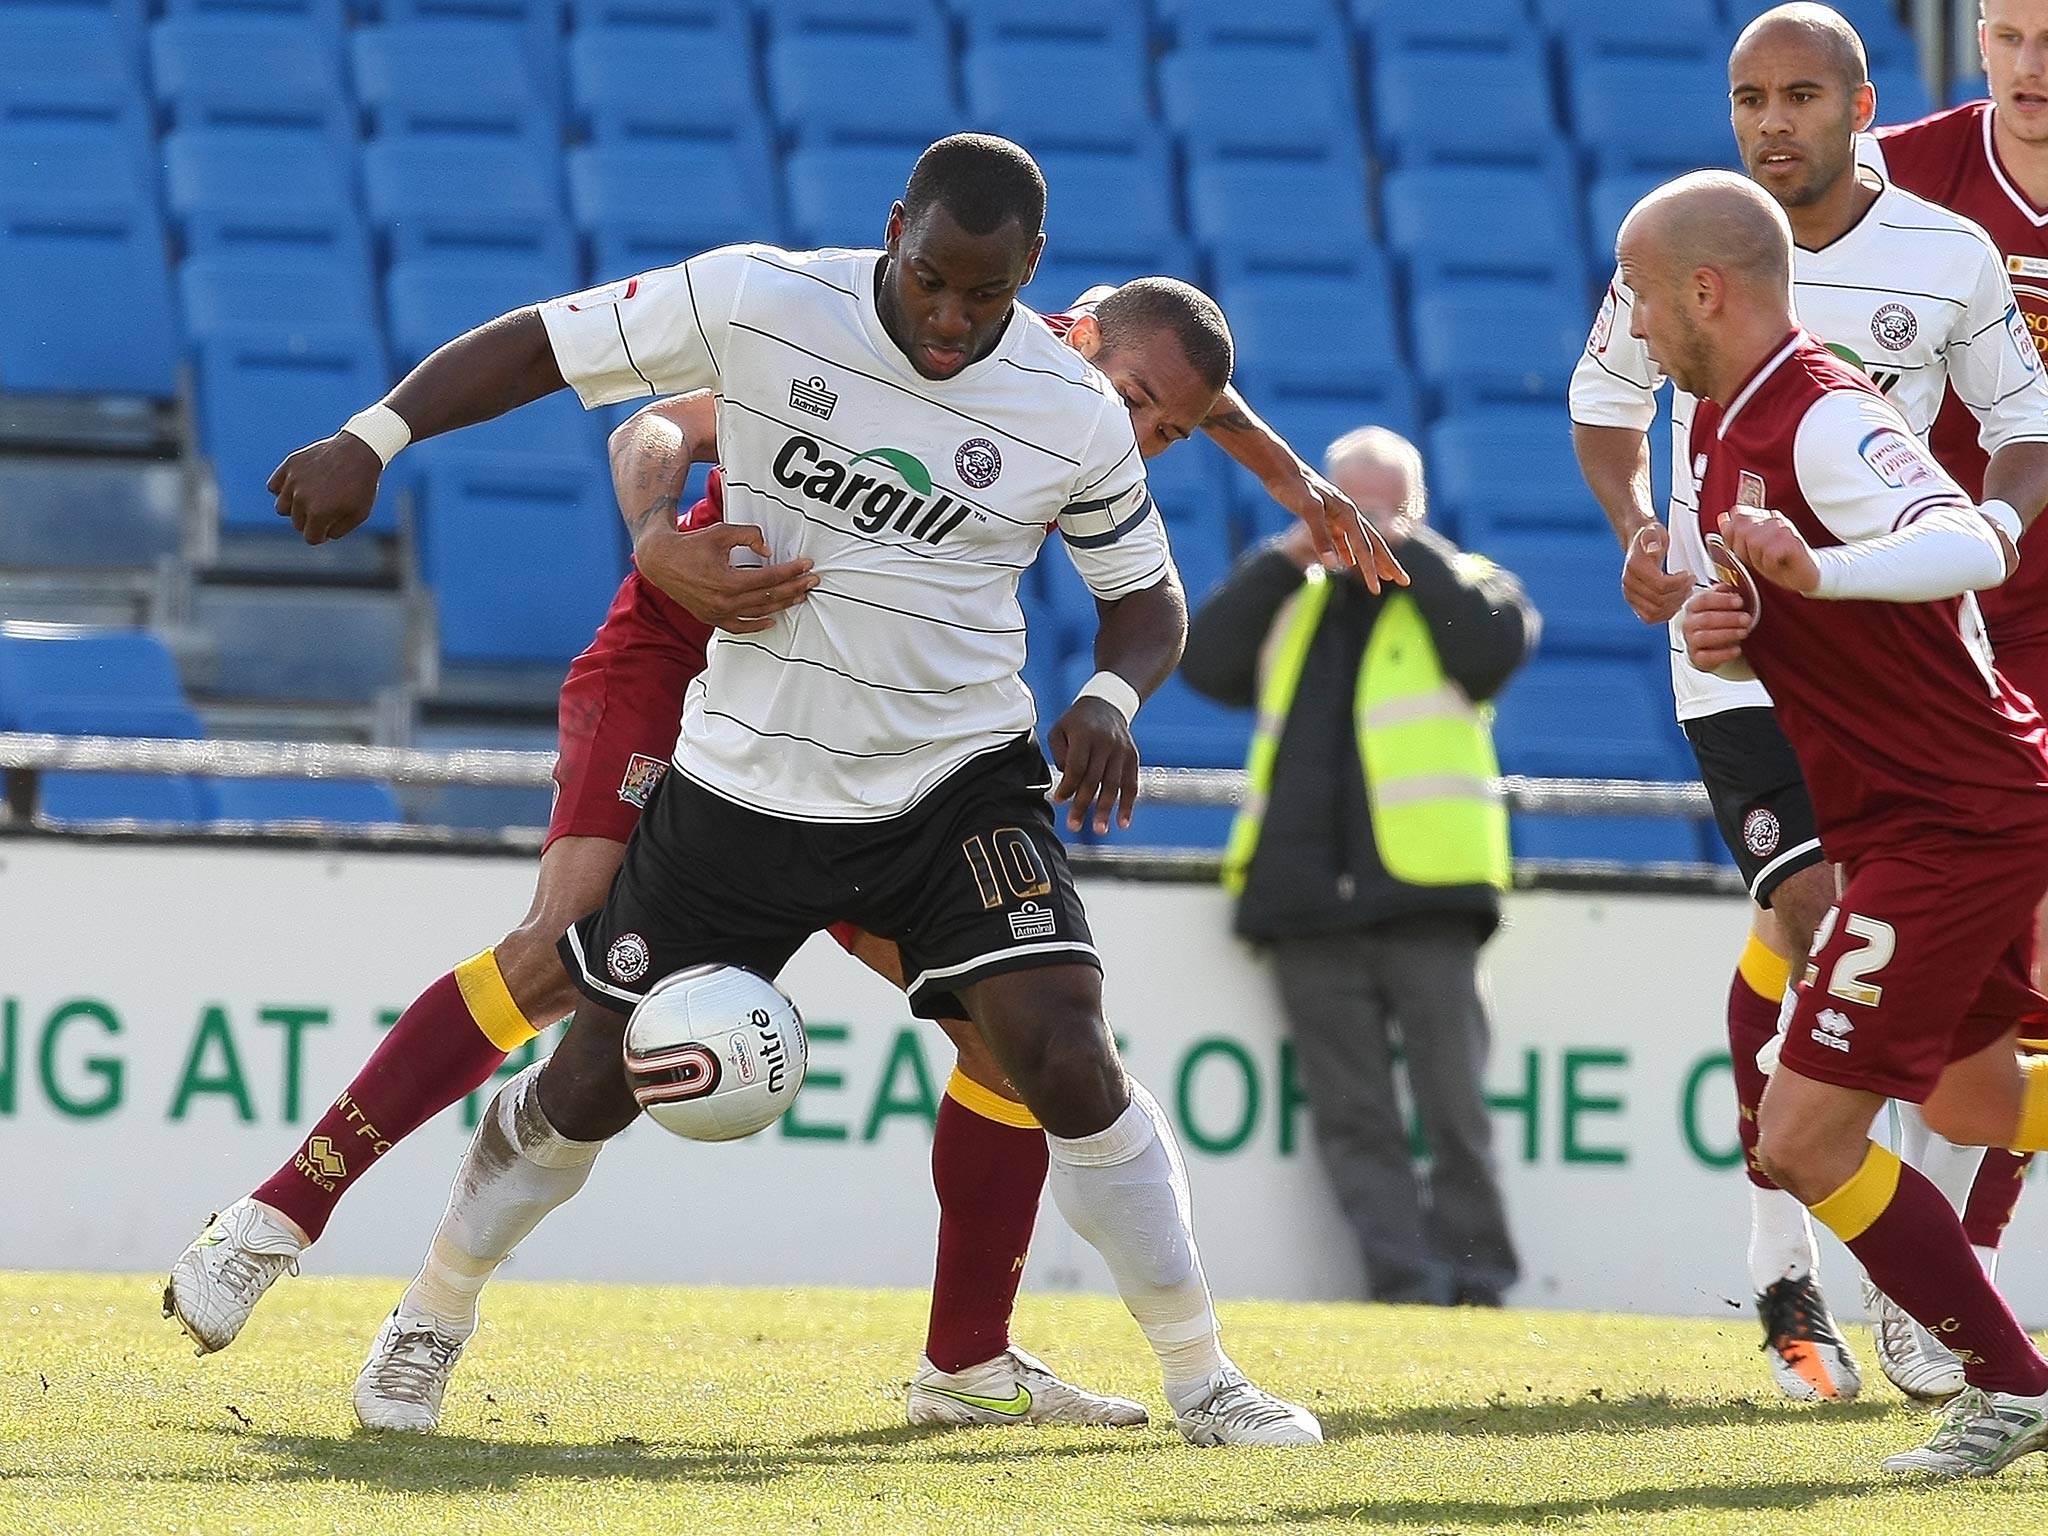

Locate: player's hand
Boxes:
[634,521,817,634]
[1264,463,1409,593]
[1048,697,1139,835]
[1720,506,1821,594]
[268,432,384,545]
[1622,522,1694,624]
[1681,584,1754,672]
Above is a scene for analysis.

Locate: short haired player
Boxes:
[1570,2,2048,1405]
[1629,168,2048,1480]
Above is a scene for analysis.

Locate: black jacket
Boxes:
[1181,526,1539,942]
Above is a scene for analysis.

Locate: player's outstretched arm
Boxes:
[269,308,569,546]
[1048,572,1187,836]
[605,392,816,634]
[1200,387,1406,590]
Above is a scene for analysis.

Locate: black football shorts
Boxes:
[1682,706,1825,908]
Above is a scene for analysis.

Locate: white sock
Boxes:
[1748,1183,1817,1292]
[1976,1244,2001,1282]
[400,1063,603,1336]
[1895,1101,1984,1214]
[1046,1082,1228,1412]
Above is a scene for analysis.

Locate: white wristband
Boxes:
[1075,669,1141,724]
[1982,498,2024,546]
[340,403,412,466]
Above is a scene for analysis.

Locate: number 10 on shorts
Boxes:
[962,827,1052,909]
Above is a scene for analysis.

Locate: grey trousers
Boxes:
[1269,914,1520,1304]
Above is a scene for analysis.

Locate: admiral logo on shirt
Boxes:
[772,434,979,544]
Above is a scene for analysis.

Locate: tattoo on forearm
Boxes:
[1202,407,1257,434]
[619,447,684,541]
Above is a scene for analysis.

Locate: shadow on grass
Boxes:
[1146,1477,1890,1529]
[34,1415,1157,1495]
[1320,1391,1903,1442]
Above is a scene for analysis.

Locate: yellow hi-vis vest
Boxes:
[1221,563,1510,893]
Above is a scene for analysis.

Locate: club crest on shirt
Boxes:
[955,437,1002,489]
[617,752,668,808]
[1856,429,1939,490]
[1869,302,1917,352]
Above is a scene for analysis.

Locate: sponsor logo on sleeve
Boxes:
[2008,303,2042,375]
[1870,303,1917,351]
[1856,428,1940,489]
[1589,285,1617,355]
[618,753,669,808]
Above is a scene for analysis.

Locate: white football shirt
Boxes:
[539,244,1169,821]
[1570,174,2048,721]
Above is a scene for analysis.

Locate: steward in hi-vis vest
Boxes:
[1183,525,1536,943]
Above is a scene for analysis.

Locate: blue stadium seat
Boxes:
[1122,797,1238,851]
[417,452,629,667]
[1870,62,1934,125]
[1411,285,1586,407]
[360,136,571,264]
[784,143,910,248]
[376,0,567,112]
[1536,0,1724,56]
[1365,0,1540,57]
[1169,515,1234,607]
[163,0,346,41]
[569,0,749,24]
[1382,166,1584,293]
[1159,44,1364,157]
[1490,656,1692,782]
[1163,0,1346,52]
[1238,385,1423,526]
[1781,0,1914,67]
[186,586,409,703]
[1428,406,1598,537]
[195,327,399,533]
[385,250,580,370]
[210,777,404,826]
[766,3,956,147]
[1586,171,1669,269]
[1021,260,1151,320]
[1373,50,1558,166]
[0,8,144,129]
[1126,670,1253,770]
[179,252,381,342]
[1511,812,1699,864]
[352,22,556,141]
[1186,147,1373,262]
[404,718,555,828]
[1568,55,1734,176]
[1038,139,1185,266]
[0,460,184,570]
[17,699,214,826]
[161,125,366,257]
[1216,259,1402,403]
[568,16,754,141]
[569,134,782,273]
[148,16,349,135]
[0,187,180,397]
[0,120,154,210]
[0,624,189,710]
[1144,437,1228,535]
[963,3,1150,146]
[1474,532,1646,658]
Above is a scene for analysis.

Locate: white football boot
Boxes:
[1881,1385,2048,1477]
[162,1199,305,1355]
[907,1346,1148,1428]
[1173,1367,1323,1447]
[1863,1279,1965,1406]
[353,1309,471,1432]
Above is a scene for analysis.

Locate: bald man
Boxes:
[1571,0,2048,1408]
[1628,170,2048,1479]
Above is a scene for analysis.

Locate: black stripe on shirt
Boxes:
[720,637,999,696]
[1795,278,1968,309]
[699,707,940,759]
[746,251,857,297]
[808,585,1027,635]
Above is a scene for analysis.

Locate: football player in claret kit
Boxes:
[178,134,1334,1447]
[1861,0,2048,1334]
[1571,1,2048,1405]
[1627,169,2048,1478]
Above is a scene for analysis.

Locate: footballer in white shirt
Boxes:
[266,133,1323,1447]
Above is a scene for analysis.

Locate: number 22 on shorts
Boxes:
[1802,906,1897,1007]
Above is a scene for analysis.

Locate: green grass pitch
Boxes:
[5,1272,2047,1535]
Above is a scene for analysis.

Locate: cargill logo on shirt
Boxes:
[772,435,978,543]
[1821,340,1900,396]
